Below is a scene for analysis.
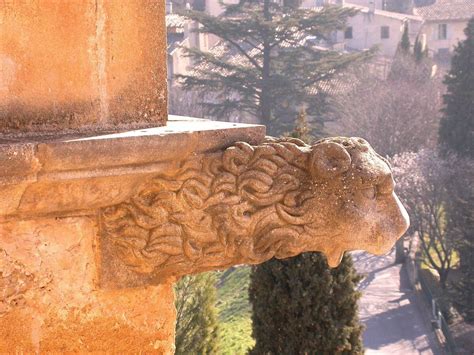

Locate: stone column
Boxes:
[1,1,183,351]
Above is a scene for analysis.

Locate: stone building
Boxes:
[414,0,474,63]
[334,3,423,57]
[299,2,423,58]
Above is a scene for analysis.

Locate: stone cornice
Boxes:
[0,116,265,219]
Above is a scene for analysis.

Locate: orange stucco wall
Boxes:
[0,0,167,133]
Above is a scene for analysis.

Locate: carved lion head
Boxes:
[272,137,410,267]
[101,135,410,282]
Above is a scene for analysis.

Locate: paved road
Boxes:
[352,251,441,355]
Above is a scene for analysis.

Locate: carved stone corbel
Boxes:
[99,136,409,287]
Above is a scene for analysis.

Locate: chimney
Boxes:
[368,0,375,13]
[166,0,173,14]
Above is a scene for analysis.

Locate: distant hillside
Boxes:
[215,266,254,355]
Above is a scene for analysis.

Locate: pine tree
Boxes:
[439,18,474,322]
[399,23,411,54]
[178,1,372,135]
[249,117,364,353]
[249,253,364,354]
[174,272,219,355]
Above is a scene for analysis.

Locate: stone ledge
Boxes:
[0,116,265,219]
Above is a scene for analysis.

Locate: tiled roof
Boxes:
[414,0,474,21]
[166,14,186,32]
[308,74,356,96]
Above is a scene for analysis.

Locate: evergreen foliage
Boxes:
[449,162,474,321]
[215,267,255,354]
[413,36,428,63]
[291,108,312,141]
[249,253,364,354]
[249,116,364,353]
[439,18,474,322]
[174,272,219,355]
[178,0,372,135]
[439,18,474,157]
[399,24,411,54]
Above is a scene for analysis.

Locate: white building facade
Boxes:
[415,0,474,62]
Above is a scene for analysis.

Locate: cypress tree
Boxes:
[174,272,219,355]
[399,23,411,54]
[249,253,364,354]
[413,35,429,63]
[413,36,424,63]
[291,108,311,142]
[178,0,372,135]
[249,116,364,353]
[439,18,474,321]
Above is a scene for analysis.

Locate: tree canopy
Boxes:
[178,0,372,135]
[439,18,474,157]
[439,18,474,322]
[249,253,364,354]
[174,272,219,355]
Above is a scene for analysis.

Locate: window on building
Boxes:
[344,27,353,39]
[315,0,325,6]
[438,24,448,40]
[381,26,390,39]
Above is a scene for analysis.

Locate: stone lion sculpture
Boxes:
[101,137,409,281]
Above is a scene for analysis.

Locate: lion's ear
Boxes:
[309,142,351,179]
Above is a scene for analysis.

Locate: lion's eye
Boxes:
[360,187,376,200]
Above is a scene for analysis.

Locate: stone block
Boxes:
[0,117,266,217]
[0,0,167,134]
[0,217,175,352]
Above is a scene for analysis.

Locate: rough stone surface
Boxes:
[0,1,167,134]
[100,137,410,287]
[0,217,175,353]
